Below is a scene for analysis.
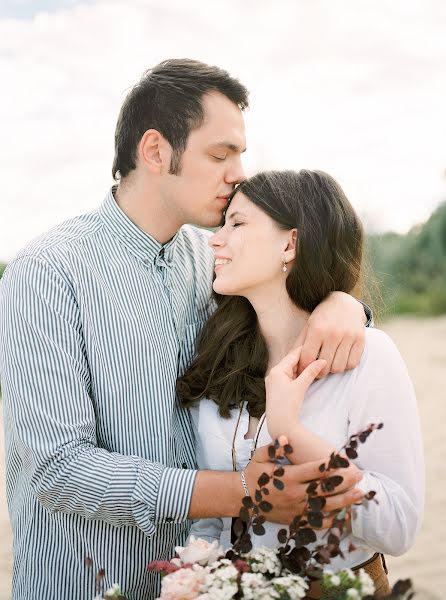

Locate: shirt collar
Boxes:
[98,187,179,266]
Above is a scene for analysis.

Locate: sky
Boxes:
[1,0,446,261]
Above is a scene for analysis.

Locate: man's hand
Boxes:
[296,291,366,377]
[244,445,363,526]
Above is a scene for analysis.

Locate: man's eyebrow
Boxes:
[225,210,247,221]
[207,141,247,153]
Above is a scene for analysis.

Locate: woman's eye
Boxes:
[213,155,227,161]
[232,222,244,228]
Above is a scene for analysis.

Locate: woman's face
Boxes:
[209,191,295,298]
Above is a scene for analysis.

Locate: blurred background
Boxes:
[0,0,445,597]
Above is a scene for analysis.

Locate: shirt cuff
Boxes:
[131,462,197,536]
[154,467,198,525]
[359,301,374,328]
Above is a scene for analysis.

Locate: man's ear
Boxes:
[138,129,172,174]
[284,229,298,264]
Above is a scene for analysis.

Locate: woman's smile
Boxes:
[214,256,232,271]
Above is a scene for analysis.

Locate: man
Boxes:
[0,59,370,599]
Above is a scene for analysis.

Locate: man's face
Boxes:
[162,91,247,228]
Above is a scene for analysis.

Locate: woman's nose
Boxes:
[209,230,226,249]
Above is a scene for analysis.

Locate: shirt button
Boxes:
[166,517,174,523]
[182,463,188,469]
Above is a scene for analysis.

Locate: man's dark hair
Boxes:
[112,58,249,179]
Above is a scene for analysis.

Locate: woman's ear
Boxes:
[284,229,298,263]
[138,129,172,174]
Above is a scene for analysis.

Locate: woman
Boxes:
[177,170,424,597]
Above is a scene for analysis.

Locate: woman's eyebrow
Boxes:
[225,210,247,221]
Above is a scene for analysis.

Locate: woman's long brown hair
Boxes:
[177,170,365,418]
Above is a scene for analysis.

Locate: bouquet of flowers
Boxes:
[148,537,381,600]
[145,424,415,600]
[90,424,414,599]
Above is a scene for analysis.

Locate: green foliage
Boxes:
[0,262,6,279]
[367,201,446,316]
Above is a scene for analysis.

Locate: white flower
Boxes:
[244,546,282,576]
[273,575,308,599]
[346,589,361,599]
[330,574,341,586]
[103,583,122,597]
[203,564,239,599]
[175,536,224,566]
[343,568,356,581]
[358,569,375,596]
[241,573,278,600]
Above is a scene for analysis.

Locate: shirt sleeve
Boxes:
[187,518,225,544]
[359,300,374,328]
[348,329,425,556]
[0,255,197,537]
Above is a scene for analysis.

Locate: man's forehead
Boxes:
[197,92,246,145]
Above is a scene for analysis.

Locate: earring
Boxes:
[282,258,287,273]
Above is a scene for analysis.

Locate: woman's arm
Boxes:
[265,331,424,556]
[266,347,340,464]
[347,330,424,555]
[277,423,337,465]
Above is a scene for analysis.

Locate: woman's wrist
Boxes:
[275,422,336,465]
[271,422,304,444]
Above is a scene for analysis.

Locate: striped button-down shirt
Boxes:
[0,189,215,599]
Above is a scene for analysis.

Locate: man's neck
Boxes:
[114,178,181,244]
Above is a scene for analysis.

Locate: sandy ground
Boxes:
[1,316,445,599]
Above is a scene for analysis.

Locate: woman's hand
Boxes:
[245,447,364,526]
[265,346,326,441]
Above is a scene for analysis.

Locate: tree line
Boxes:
[367,200,446,316]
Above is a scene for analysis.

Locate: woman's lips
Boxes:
[214,258,232,272]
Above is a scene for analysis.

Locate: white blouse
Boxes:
[189,328,425,570]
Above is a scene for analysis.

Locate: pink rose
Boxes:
[158,567,205,600]
[175,536,223,567]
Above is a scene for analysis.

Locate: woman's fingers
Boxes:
[294,358,327,392]
[270,346,303,379]
[268,347,326,389]
[323,487,364,513]
[316,508,354,530]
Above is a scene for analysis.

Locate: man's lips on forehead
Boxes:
[217,191,233,199]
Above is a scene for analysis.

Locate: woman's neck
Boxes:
[248,288,310,369]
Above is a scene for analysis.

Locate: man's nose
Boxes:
[226,157,246,184]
